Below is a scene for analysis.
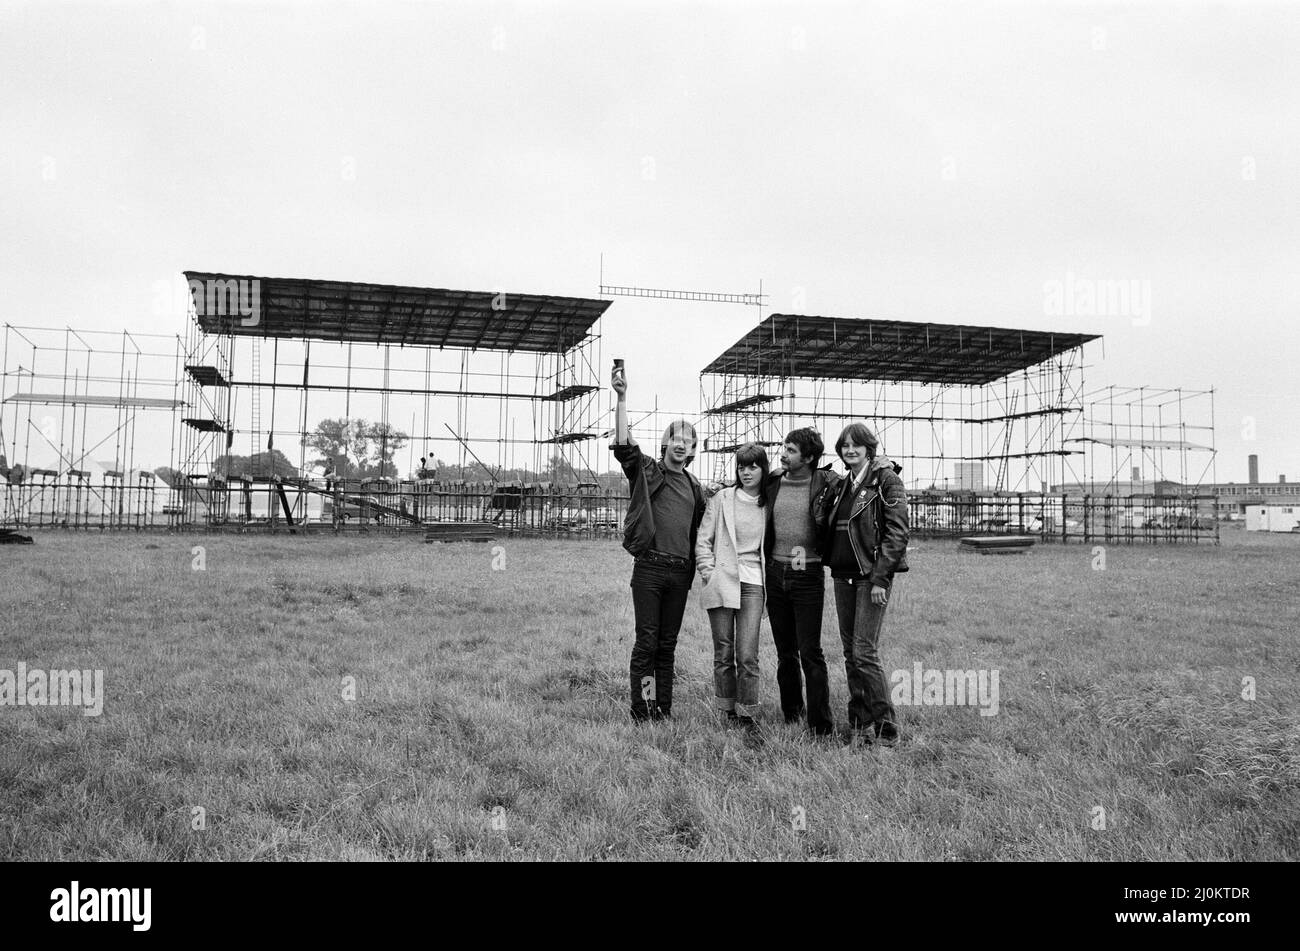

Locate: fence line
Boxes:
[2,478,1219,544]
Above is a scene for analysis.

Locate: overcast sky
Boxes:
[2,0,1296,482]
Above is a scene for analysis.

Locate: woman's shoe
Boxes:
[874,719,900,747]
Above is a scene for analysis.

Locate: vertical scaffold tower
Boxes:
[1066,385,1217,494]
[1,324,182,528]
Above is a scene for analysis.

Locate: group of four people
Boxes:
[610,363,909,744]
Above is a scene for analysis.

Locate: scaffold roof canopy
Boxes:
[702,314,1100,385]
[184,272,611,353]
[4,392,180,409]
[1066,436,1213,452]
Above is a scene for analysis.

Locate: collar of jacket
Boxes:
[642,453,698,492]
[842,455,895,517]
[767,464,832,502]
[721,485,740,553]
[720,485,766,564]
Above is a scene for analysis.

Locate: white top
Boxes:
[733,489,765,586]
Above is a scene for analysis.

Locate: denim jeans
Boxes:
[707,581,764,717]
[629,556,694,719]
[832,577,897,731]
[766,562,834,734]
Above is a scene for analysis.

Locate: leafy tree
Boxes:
[306,418,368,478]
[305,418,408,479]
[547,452,578,483]
[210,450,299,480]
[365,421,408,479]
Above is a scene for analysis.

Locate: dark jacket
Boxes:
[762,464,843,561]
[831,456,910,588]
[612,441,706,561]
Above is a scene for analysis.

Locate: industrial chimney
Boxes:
[1249,454,1259,484]
[1281,474,1287,485]
[1131,466,1141,482]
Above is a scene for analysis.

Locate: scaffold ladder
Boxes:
[249,339,261,463]
[994,390,1018,491]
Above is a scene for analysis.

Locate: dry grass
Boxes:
[1,525,1296,860]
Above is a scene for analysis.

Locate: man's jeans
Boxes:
[629,555,694,719]
[766,561,834,734]
[707,581,764,718]
[832,578,897,731]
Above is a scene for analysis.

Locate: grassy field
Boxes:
[1,526,1297,861]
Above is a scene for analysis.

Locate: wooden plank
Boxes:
[959,535,1036,553]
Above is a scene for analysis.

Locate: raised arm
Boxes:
[612,361,630,446]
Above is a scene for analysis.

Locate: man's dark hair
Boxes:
[733,442,771,507]
[783,427,824,465]
[834,422,879,462]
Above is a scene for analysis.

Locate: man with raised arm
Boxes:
[610,361,706,722]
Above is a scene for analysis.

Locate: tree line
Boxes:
[140,418,624,490]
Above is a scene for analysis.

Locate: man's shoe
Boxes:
[874,720,900,747]
[844,722,875,746]
[809,724,836,739]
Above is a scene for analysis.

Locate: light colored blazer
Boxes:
[695,487,767,611]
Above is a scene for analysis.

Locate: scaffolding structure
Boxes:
[172,273,609,529]
[1065,385,1217,494]
[2,283,1221,545]
[700,314,1098,492]
[698,314,1217,543]
[1,325,182,528]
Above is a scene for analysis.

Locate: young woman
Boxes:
[825,423,909,745]
[695,443,770,729]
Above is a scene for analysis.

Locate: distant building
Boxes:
[1052,479,1188,497]
[953,462,984,491]
[1209,481,1300,513]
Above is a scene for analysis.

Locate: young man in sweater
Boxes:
[763,427,842,736]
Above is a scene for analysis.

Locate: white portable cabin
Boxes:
[1245,505,1300,532]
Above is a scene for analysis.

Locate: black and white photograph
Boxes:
[0,0,1295,906]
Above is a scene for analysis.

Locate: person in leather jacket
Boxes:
[609,362,706,722]
[824,422,909,744]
